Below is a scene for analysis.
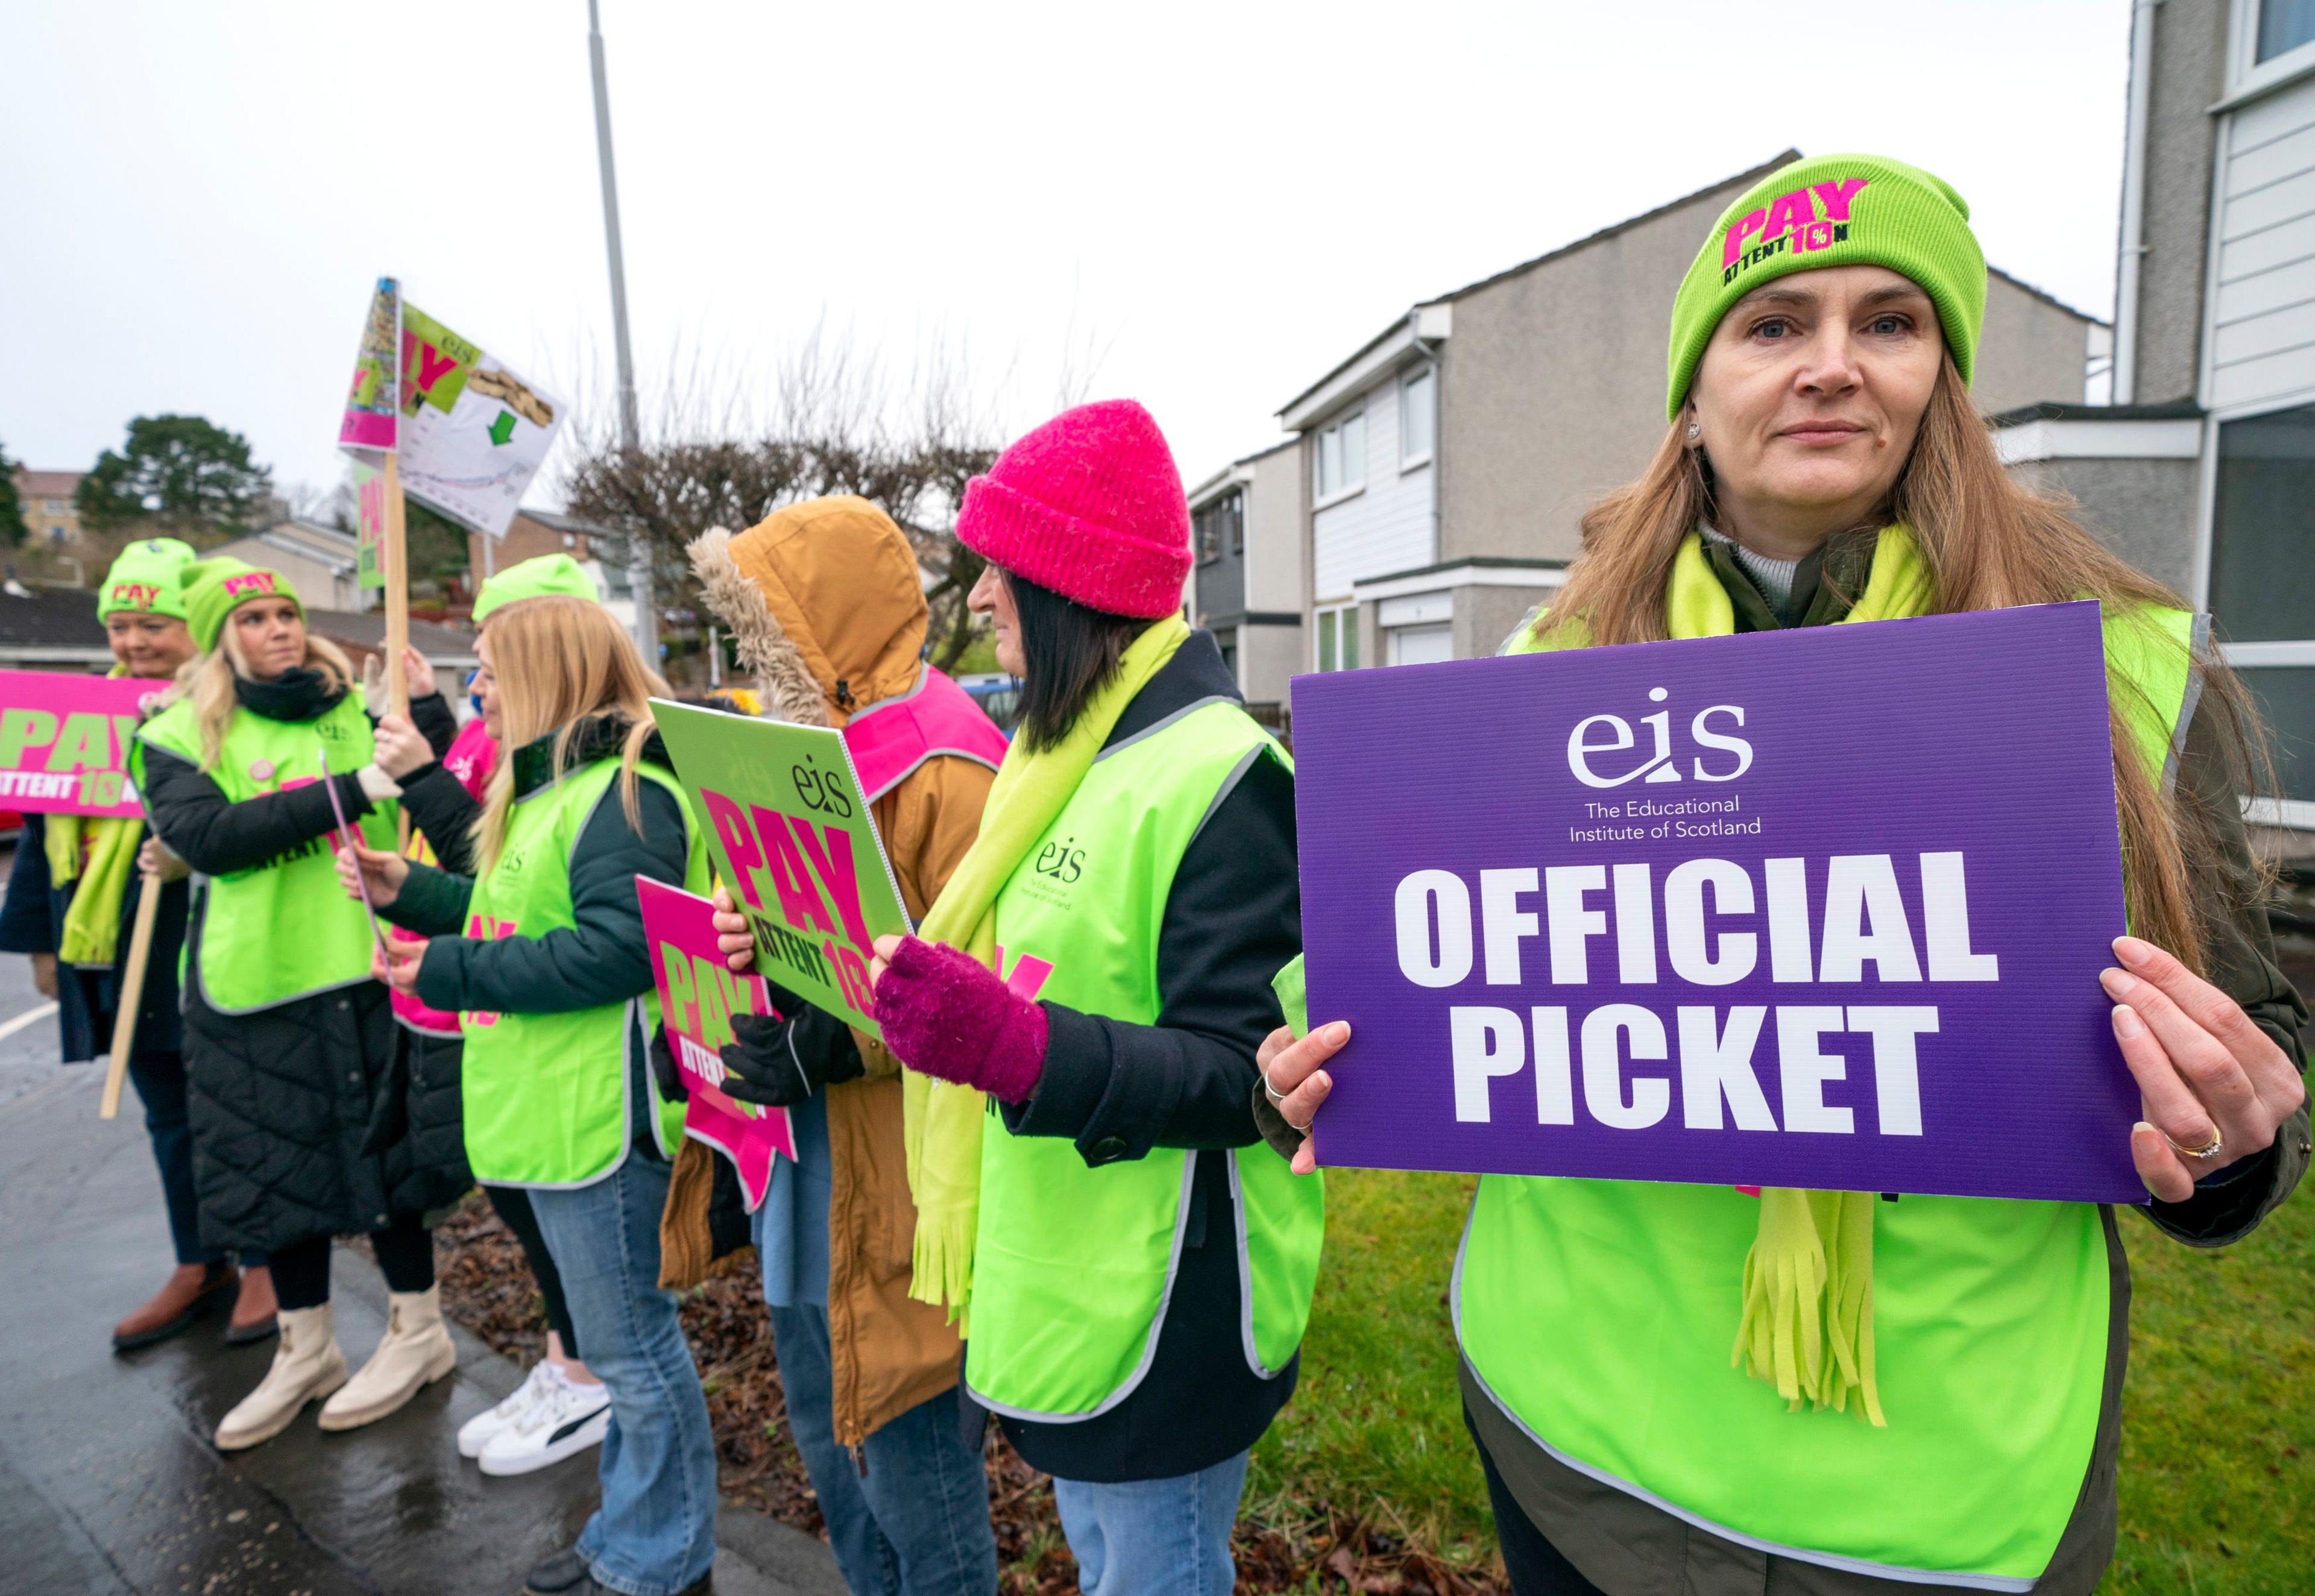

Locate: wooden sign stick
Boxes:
[98,861,164,1120]
[382,451,413,848]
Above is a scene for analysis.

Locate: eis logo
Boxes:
[1033,835,1086,885]
[789,754,853,819]
[1566,688,1751,790]
[1721,177,1869,287]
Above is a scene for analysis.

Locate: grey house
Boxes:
[1277,151,2108,678]
[1187,439,1303,712]
[1995,0,2315,830]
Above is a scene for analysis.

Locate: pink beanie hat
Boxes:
[956,400,1191,619]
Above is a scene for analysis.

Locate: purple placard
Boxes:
[1293,602,2144,1204]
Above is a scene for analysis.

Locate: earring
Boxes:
[1686,421,1702,444]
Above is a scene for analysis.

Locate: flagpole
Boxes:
[587,0,656,665]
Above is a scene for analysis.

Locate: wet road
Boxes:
[0,847,843,1596]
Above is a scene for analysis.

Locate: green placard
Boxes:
[650,699,912,1037]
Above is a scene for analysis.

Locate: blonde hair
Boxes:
[470,596,672,878]
[174,609,356,770]
[1532,356,2272,969]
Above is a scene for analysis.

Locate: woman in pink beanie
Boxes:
[865,400,1327,1595]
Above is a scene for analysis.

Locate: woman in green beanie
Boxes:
[133,558,469,1451]
[0,539,282,1348]
[1259,154,2308,1595]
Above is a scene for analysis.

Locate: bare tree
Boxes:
[560,327,1009,674]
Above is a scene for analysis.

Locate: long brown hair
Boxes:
[471,596,671,878]
[1532,356,2272,969]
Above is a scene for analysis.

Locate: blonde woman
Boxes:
[133,558,466,1451]
[1259,156,2308,1595]
[343,597,719,1596]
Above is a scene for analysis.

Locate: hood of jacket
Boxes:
[688,496,927,729]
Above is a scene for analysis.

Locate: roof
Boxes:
[515,507,616,539]
[1986,266,2106,328]
[1277,151,1801,419]
[225,520,362,577]
[1186,436,1303,507]
[306,608,477,664]
[13,470,84,500]
[0,582,107,655]
[1988,398,2202,426]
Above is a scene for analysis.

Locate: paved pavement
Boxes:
[0,843,845,1596]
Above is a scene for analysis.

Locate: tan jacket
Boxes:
[661,497,995,1447]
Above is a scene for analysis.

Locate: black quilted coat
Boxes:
[141,675,471,1254]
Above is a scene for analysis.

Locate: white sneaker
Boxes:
[457,1359,559,1459]
[477,1368,612,1477]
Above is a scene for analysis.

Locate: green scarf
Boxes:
[904,614,1192,1331]
[52,666,150,969]
[1519,524,1933,1427]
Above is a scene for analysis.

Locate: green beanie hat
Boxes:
[97,538,200,621]
[182,558,303,652]
[472,553,602,625]
[1665,153,1987,419]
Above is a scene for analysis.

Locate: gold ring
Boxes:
[2163,1125,2224,1161]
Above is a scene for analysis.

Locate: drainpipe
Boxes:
[2114,0,2161,404]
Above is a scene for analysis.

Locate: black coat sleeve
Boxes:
[398,764,484,875]
[0,814,57,954]
[413,777,687,1016]
[1002,748,1301,1164]
[408,691,459,758]
[139,744,372,879]
[2141,696,2310,1246]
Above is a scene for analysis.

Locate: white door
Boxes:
[1388,624,1454,666]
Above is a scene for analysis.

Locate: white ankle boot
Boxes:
[318,1286,457,1431]
[215,1303,348,1451]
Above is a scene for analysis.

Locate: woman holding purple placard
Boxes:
[1260,154,2308,1596]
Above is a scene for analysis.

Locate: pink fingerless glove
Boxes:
[874,936,1048,1104]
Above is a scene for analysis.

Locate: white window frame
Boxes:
[2228,0,2315,97]
[1313,408,1367,509]
[1313,600,1359,671]
[1399,365,1435,471]
[2196,385,2315,826]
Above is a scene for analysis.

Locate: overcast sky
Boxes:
[3,1,2131,512]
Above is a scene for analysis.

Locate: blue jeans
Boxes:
[766,1303,997,1596]
[1051,1452,1249,1596]
[528,1149,719,1596]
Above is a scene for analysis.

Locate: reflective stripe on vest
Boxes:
[458,758,707,1188]
[962,699,1326,1421]
[136,694,398,1014]
[842,665,1010,803]
[1458,600,2199,1588]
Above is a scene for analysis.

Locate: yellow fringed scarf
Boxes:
[51,665,148,969]
[1523,525,1935,1427]
[902,615,1191,1331]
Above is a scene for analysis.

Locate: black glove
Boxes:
[649,1022,688,1103]
[717,1002,865,1107]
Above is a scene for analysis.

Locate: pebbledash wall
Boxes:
[2006,0,2315,830]
[1187,438,1306,712]
[1229,151,2108,699]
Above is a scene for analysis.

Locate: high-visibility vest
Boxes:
[1463,554,2199,1589]
[963,699,1326,1421]
[458,756,707,1187]
[136,693,398,1013]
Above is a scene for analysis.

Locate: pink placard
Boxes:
[0,670,165,817]
[638,876,795,1210]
